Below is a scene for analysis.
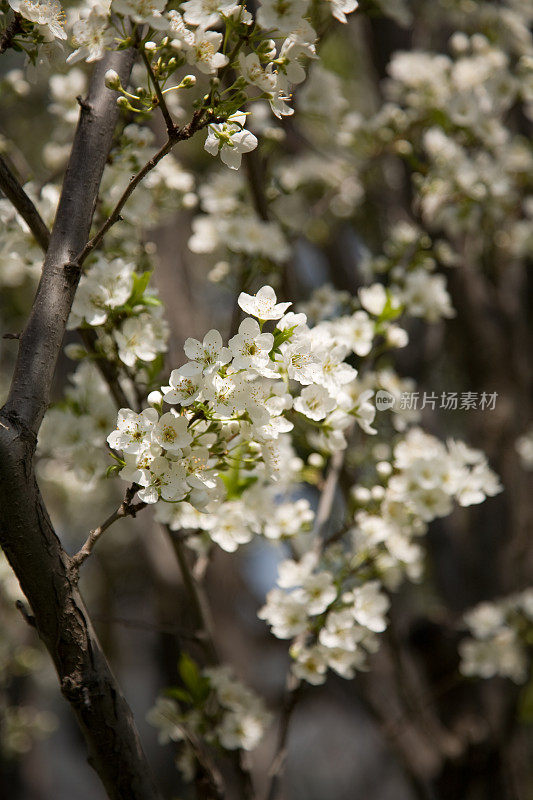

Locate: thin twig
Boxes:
[265,675,302,800]
[244,150,270,222]
[185,728,226,799]
[78,328,132,409]
[265,448,346,799]
[313,448,345,542]
[164,526,219,664]
[141,48,176,136]
[0,155,51,251]
[91,614,206,643]
[76,109,213,267]
[71,485,146,572]
[164,526,256,799]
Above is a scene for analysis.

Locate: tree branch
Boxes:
[71,485,146,572]
[0,426,162,800]
[0,47,166,800]
[2,49,137,435]
[265,448,346,800]
[78,327,132,409]
[165,526,220,664]
[265,676,302,800]
[75,108,213,267]
[141,48,176,136]
[313,448,345,542]
[165,527,256,799]
[0,155,51,251]
[244,149,270,222]
[0,12,23,55]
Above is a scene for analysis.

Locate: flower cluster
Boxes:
[6,0,358,176]
[147,659,271,780]
[107,284,375,508]
[259,427,502,686]
[459,590,533,684]
[38,361,117,491]
[155,447,312,553]
[349,428,502,586]
[355,28,533,252]
[259,554,389,684]
[67,255,169,371]
[188,168,290,271]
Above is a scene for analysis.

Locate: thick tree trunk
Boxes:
[0,47,163,800]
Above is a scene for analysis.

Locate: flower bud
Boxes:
[352,486,371,504]
[144,40,157,52]
[179,74,197,88]
[257,38,276,59]
[104,69,121,90]
[64,343,87,360]
[117,96,129,108]
[386,325,409,349]
[147,390,163,407]
[376,461,392,477]
[370,485,385,501]
[182,192,197,209]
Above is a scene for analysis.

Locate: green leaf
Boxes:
[270,325,296,359]
[164,686,193,704]
[128,270,152,307]
[105,463,122,478]
[377,293,403,324]
[178,653,203,696]
[140,294,162,307]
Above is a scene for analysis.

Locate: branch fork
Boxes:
[70,484,146,575]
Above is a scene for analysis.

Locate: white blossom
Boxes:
[294,384,336,421]
[204,113,257,169]
[107,408,159,454]
[184,27,229,74]
[163,363,204,407]
[238,285,291,321]
[228,317,274,373]
[152,412,193,452]
[351,581,390,633]
[181,0,236,27]
[184,329,232,373]
[9,0,67,40]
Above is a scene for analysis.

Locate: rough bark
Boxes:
[0,47,163,800]
[0,12,23,55]
[2,50,134,434]
[0,432,162,800]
